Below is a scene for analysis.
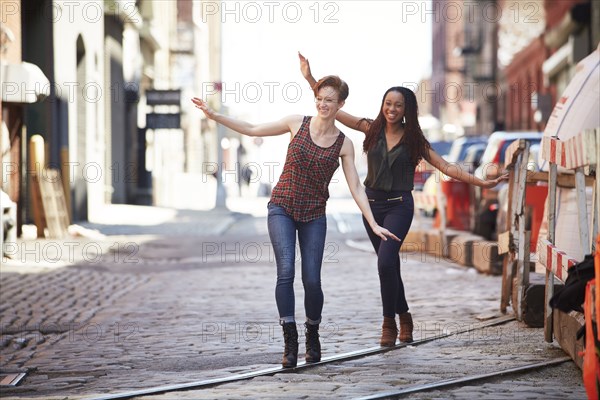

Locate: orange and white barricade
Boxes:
[539,128,599,347]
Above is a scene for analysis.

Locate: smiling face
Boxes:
[382,90,405,125]
[314,86,344,118]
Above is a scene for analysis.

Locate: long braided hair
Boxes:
[361,87,430,165]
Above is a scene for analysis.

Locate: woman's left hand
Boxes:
[482,172,509,188]
[372,225,401,242]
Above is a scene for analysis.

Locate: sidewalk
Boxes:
[1,203,243,271]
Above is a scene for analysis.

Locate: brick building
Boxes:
[499,0,598,131]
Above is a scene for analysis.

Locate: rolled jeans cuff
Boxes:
[279,316,295,325]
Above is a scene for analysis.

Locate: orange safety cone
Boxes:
[595,235,600,342]
[581,280,600,399]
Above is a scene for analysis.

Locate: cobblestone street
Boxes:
[0,201,588,399]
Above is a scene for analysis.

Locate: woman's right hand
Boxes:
[191,97,217,119]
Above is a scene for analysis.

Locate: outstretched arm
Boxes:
[336,110,371,134]
[192,97,300,137]
[339,138,400,242]
[298,52,370,134]
[425,147,508,188]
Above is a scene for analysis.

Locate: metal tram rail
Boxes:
[357,357,571,399]
[87,315,569,400]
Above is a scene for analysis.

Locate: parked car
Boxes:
[414,140,452,191]
[446,136,489,172]
[471,131,544,239]
[419,136,488,217]
[473,132,543,181]
[462,143,487,171]
[430,140,453,158]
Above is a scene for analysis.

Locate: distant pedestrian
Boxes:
[237,143,253,196]
[192,75,399,368]
[299,53,507,347]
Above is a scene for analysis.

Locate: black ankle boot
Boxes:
[281,322,298,368]
[305,322,321,363]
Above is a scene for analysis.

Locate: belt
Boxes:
[368,195,403,202]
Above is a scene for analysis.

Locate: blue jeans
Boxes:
[267,204,327,325]
[363,189,414,318]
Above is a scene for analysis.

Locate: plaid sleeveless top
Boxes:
[270,116,345,222]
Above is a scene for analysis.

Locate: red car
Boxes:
[471,131,543,239]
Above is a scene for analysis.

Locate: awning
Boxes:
[543,44,600,141]
[1,61,50,103]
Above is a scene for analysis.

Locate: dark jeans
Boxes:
[267,204,327,324]
[363,188,414,318]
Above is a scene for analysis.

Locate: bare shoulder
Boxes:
[340,135,356,157]
[285,114,306,136]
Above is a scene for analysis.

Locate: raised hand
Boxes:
[298,52,314,81]
[191,97,217,119]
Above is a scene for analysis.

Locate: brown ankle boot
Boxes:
[398,312,413,343]
[380,316,398,347]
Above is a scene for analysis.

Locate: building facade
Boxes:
[431,0,598,136]
[0,0,219,238]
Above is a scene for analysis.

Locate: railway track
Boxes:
[357,356,571,399]
[82,314,578,400]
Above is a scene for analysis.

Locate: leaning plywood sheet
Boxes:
[36,169,70,239]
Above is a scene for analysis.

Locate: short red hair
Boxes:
[312,75,349,101]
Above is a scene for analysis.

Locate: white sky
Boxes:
[215,0,432,186]
[220,1,432,120]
